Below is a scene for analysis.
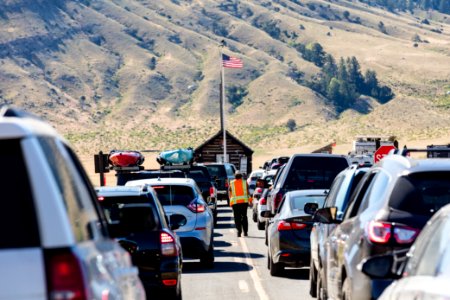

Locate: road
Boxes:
[181,201,314,300]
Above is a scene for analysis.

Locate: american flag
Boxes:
[222,54,243,68]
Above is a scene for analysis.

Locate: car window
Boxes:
[291,194,326,212]
[324,172,345,207]
[285,156,349,190]
[357,171,389,215]
[109,204,158,237]
[39,137,104,241]
[0,139,40,249]
[206,165,226,177]
[344,171,377,219]
[389,172,450,216]
[151,185,195,206]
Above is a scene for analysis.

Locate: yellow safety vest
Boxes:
[229,179,250,206]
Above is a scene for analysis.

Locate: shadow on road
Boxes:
[278,268,310,280]
[214,249,264,259]
[182,261,252,273]
[216,215,234,222]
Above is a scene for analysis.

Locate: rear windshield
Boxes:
[389,172,450,216]
[205,165,226,177]
[107,204,158,236]
[0,139,40,248]
[187,169,210,181]
[151,185,195,206]
[284,156,349,190]
[291,194,326,211]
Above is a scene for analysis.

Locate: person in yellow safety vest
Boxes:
[229,170,252,237]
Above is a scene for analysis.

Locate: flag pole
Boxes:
[220,41,227,163]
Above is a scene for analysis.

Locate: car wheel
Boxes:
[309,260,317,298]
[200,243,214,269]
[252,210,257,222]
[342,277,351,300]
[257,220,265,230]
[269,253,284,276]
[267,252,270,270]
[317,268,327,300]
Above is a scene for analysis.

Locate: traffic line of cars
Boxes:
[253,150,450,300]
[0,106,234,300]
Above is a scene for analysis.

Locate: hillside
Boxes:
[0,0,449,157]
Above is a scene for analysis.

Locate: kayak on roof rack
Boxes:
[108,150,145,167]
[157,147,194,165]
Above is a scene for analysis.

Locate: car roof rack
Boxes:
[395,145,450,158]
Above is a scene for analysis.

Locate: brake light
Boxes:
[45,249,88,300]
[225,179,229,188]
[277,221,307,231]
[367,221,420,244]
[187,200,206,213]
[209,187,215,197]
[161,231,178,256]
[260,198,266,205]
[162,279,178,286]
[152,185,165,189]
[255,187,263,194]
[97,196,105,201]
[274,192,283,210]
[367,221,391,244]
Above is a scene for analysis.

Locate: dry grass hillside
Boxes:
[0,0,450,172]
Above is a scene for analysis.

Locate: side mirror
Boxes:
[312,207,339,223]
[304,202,319,215]
[118,239,139,254]
[261,210,274,218]
[169,214,187,231]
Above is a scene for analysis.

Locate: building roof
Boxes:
[195,130,254,154]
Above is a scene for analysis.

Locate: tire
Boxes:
[257,220,265,230]
[269,253,284,276]
[200,243,214,269]
[252,210,257,222]
[342,277,351,300]
[309,260,317,298]
[317,268,327,300]
[264,220,269,246]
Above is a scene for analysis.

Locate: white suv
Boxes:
[0,107,145,300]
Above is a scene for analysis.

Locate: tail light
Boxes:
[161,231,178,256]
[277,220,307,231]
[187,200,206,213]
[367,221,420,244]
[255,187,263,194]
[274,192,283,210]
[225,179,229,188]
[162,279,178,286]
[45,249,88,300]
[209,187,215,197]
[260,198,266,205]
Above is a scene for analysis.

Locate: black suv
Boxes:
[315,153,450,300]
[200,163,237,205]
[96,185,184,299]
[267,153,350,214]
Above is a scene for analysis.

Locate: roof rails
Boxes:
[392,146,450,158]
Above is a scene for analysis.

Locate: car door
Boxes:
[326,170,377,300]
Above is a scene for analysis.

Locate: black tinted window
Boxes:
[285,157,349,189]
[389,172,450,216]
[151,185,195,206]
[206,165,226,177]
[0,139,40,248]
[108,205,157,237]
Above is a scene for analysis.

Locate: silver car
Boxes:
[126,177,215,268]
[0,106,145,300]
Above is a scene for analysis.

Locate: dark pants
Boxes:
[232,203,248,235]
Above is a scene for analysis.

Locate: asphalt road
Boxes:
[182,201,314,300]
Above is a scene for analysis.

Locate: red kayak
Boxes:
[108,151,145,167]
